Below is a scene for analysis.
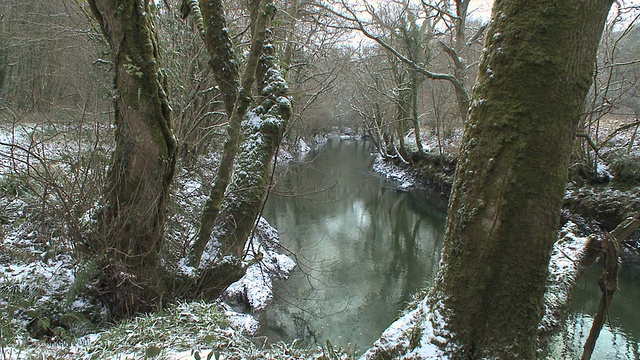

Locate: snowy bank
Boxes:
[372,156,417,191]
[361,216,595,359]
[538,219,595,343]
[223,217,296,316]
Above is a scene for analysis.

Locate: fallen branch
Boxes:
[581,215,639,360]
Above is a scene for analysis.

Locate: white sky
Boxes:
[467,0,640,24]
[468,0,493,22]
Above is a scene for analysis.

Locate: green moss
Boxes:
[609,155,640,185]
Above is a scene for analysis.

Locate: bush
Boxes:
[0,173,31,197]
[609,155,640,185]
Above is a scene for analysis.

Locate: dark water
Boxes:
[260,139,446,352]
[261,138,640,358]
[546,265,640,359]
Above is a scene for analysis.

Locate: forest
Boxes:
[0,0,639,359]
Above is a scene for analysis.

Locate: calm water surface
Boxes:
[547,266,640,359]
[261,139,640,357]
[261,139,445,352]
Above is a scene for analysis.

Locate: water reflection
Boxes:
[261,139,640,358]
[260,139,445,352]
[547,266,640,359]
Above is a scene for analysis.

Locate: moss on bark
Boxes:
[191,0,274,268]
[87,0,177,318]
[195,33,289,299]
[430,0,613,357]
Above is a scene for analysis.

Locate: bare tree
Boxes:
[320,0,481,121]
[574,12,640,183]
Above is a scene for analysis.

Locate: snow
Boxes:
[298,139,311,153]
[361,218,596,359]
[177,257,196,278]
[360,293,448,359]
[372,157,415,190]
[539,220,593,334]
[218,302,260,335]
[223,218,296,313]
[1,121,297,358]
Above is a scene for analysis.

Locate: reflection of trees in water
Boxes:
[544,265,640,359]
[360,186,444,326]
[550,313,639,359]
[260,139,445,350]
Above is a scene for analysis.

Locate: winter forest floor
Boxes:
[1,118,639,359]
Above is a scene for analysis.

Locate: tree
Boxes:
[87,0,178,318]
[432,0,613,357]
[179,0,292,297]
[573,14,640,183]
[323,0,481,124]
[0,0,107,111]
[365,0,614,358]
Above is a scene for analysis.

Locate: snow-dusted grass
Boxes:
[0,117,305,359]
[0,300,321,360]
[0,192,306,360]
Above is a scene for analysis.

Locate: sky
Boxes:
[468,0,493,22]
[468,0,640,24]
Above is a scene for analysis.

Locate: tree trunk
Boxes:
[431,0,613,357]
[196,27,291,297]
[183,0,290,299]
[187,0,242,267]
[189,0,278,269]
[582,215,638,359]
[410,71,423,151]
[88,0,177,318]
[215,34,291,259]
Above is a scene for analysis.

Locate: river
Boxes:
[260,138,640,358]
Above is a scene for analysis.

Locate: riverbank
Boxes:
[368,132,639,357]
[0,123,306,359]
[0,194,305,359]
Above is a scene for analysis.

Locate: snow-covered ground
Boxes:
[0,120,302,358]
[1,115,637,358]
[371,156,416,190]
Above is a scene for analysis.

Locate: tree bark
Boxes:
[196,27,291,296]
[214,32,291,259]
[431,0,613,357]
[87,0,177,318]
[190,0,274,268]
[187,0,242,267]
[183,0,290,299]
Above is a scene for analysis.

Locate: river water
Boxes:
[260,138,640,357]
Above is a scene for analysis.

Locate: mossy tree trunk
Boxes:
[195,30,291,299]
[431,0,613,357]
[88,0,177,318]
[179,0,289,298]
[0,50,6,103]
[187,0,244,268]
[188,0,274,267]
[188,0,281,271]
[213,32,291,261]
